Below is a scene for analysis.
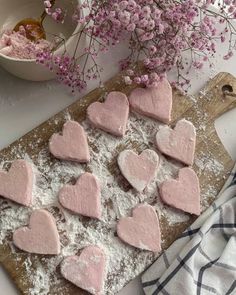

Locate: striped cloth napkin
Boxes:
[142,164,236,295]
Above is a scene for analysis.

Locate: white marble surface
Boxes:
[0,37,236,294]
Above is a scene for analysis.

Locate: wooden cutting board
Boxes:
[0,72,236,295]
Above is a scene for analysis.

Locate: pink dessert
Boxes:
[117,149,159,192]
[87,91,129,137]
[0,159,33,206]
[160,167,201,215]
[155,119,196,166]
[0,29,52,59]
[129,78,172,123]
[117,204,162,252]
[13,209,61,254]
[61,245,106,295]
[59,172,102,219]
[49,120,90,163]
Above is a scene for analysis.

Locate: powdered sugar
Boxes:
[195,153,224,176]
[0,106,220,294]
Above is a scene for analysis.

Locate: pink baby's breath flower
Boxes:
[221,35,226,42]
[119,1,128,10]
[51,8,65,23]
[44,0,51,8]
[127,23,136,31]
[127,69,134,76]
[134,77,141,84]
[124,76,132,85]
[148,45,157,55]
[143,58,150,66]
[141,74,149,83]
[44,0,65,24]
[35,0,236,92]
[223,51,233,60]
[134,77,142,84]
[143,6,151,17]
[127,0,136,10]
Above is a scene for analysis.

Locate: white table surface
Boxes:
[0,38,236,295]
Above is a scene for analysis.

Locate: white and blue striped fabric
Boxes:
[142,164,236,295]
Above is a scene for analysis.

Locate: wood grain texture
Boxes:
[0,72,236,295]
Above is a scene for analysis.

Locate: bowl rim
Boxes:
[0,0,81,62]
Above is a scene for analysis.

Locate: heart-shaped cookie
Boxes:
[87,91,129,137]
[155,119,196,165]
[59,172,101,219]
[117,149,159,192]
[13,209,60,254]
[49,120,90,163]
[61,245,106,295]
[117,204,161,252]
[129,78,172,123]
[160,167,200,215]
[0,159,33,206]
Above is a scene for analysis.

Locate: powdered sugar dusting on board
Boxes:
[0,104,222,295]
[195,153,224,176]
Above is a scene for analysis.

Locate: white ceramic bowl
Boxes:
[0,0,85,81]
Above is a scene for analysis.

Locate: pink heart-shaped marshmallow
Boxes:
[117,204,161,252]
[118,149,159,192]
[0,159,33,206]
[87,91,129,137]
[160,167,201,215]
[155,119,196,165]
[49,120,90,163]
[61,245,106,295]
[13,209,61,254]
[59,172,101,219]
[129,78,172,123]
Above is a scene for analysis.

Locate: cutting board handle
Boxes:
[199,72,236,120]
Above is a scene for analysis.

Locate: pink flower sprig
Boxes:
[44,0,65,23]
[38,0,236,92]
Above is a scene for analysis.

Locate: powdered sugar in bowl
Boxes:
[0,0,85,81]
